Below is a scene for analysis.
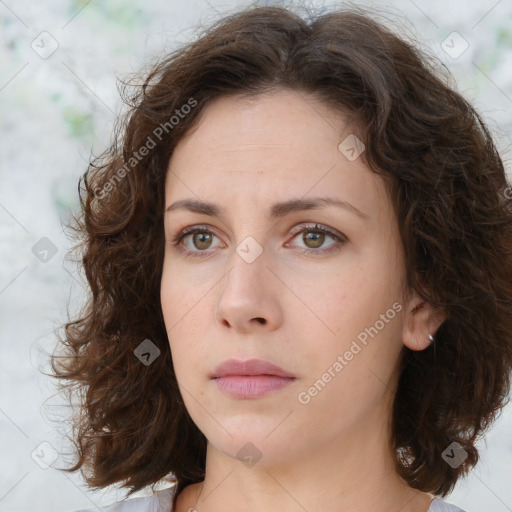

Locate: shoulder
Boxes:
[70,490,466,512]
[70,486,176,512]
[428,497,468,512]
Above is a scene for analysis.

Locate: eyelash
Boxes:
[170,223,347,258]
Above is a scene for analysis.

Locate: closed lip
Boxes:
[210,358,295,379]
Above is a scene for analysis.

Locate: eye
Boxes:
[286,223,346,255]
[172,225,222,256]
[170,223,346,258]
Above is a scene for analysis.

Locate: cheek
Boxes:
[160,262,218,378]
[160,245,221,306]
[299,259,378,341]
[295,250,404,378]
[160,265,197,366]
[160,253,207,324]
[328,245,403,334]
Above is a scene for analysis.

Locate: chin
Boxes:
[203,422,301,469]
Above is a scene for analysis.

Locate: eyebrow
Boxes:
[165,196,369,220]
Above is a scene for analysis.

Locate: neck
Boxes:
[179,400,434,512]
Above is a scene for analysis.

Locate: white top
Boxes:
[71,486,467,512]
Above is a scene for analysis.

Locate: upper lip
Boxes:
[211,358,295,379]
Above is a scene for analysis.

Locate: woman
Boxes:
[53,4,512,512]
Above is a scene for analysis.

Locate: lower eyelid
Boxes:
[174,225,346,255]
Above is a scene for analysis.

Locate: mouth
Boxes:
[211,357,295,379]
[211,358,296,399]
[213,375,296,399]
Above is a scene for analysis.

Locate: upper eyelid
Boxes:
[175,222,345,244]
[171,224,346,259]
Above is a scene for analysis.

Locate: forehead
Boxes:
[165,89,388,214]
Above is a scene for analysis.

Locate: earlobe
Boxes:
[402,294,446,351]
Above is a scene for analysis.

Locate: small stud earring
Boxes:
[428,334,434,343]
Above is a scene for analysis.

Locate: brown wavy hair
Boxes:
[49,3,512,508]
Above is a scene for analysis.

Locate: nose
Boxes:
[215,247,282,333]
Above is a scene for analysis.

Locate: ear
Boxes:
[402,290,446,351]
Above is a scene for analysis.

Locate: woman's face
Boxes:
[161,88,418,467]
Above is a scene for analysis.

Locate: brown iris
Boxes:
[303,230,325,249]
[192,232,213,250]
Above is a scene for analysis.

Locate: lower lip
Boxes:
[213,375,295,398]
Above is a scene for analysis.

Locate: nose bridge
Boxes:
[215,235,282,330]
[222,236,268,298]
[223,197,268,273]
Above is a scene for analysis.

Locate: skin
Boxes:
[160,88,445,512]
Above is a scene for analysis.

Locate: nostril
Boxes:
[255,317,265,324]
